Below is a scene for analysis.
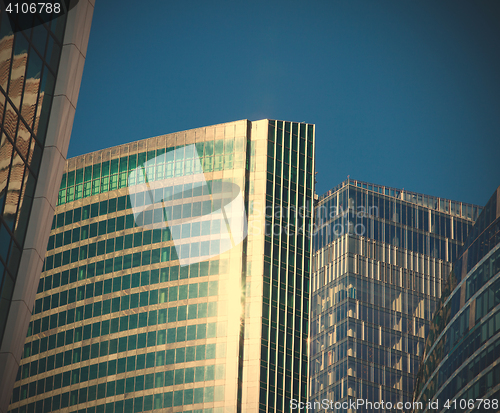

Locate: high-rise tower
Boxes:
[0,2,94,412]
[412,185,500,412]
[9,119,314,413]
[309,179,480,412]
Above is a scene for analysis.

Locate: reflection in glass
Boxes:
[0,4,66,342]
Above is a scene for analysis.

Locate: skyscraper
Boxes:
[412,185,500,412]
[0,2,94,412]
[309,179,480,412]
[8,119,314,413]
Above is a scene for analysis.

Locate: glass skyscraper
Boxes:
[0,2,94,412]
[8,119,314,413]
[309,179,480,412]
[412,185,500,413]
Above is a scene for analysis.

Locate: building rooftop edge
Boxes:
[318,178,482,210]
[66,119,252,162]
[66,119,314,162]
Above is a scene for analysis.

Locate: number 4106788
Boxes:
[5,3,61,14]
[444,399,499,410]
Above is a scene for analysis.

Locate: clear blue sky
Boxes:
[70,0,500,206]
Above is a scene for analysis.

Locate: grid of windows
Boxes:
[310,182,479,412]
[32,282,218,318]
[25,306,218,349]
[413,187,500,412]
[44,226,229,272]
[50,179,235,234]
[56,140,247,206]
[314,185,478,263]
[18,342,221,390]
[46,182,243,271]
[10,388,223,413]
[258,121,314,413]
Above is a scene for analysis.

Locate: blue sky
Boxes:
[70,0,500,206]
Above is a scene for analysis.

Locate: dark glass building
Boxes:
[8,119,314,413]
[309,179,480,412]
[412,186,500,413]
[0,2,94,412]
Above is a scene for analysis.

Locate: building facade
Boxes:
[8,119,314,413]
[412,186,500,413]
[0,2,94,412]
[309,179,480,412]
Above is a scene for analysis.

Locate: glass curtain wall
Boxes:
[412,186,500,413]
[0,0,69,343]
[8,119,315,413]
[310,180,480,412]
